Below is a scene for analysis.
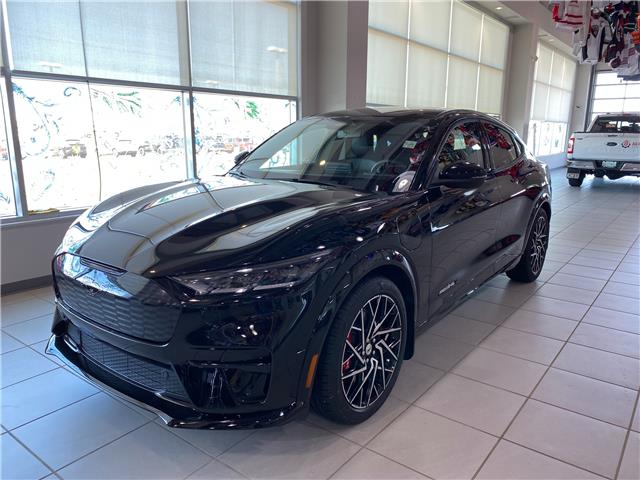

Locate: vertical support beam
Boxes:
[570,64,593,133]
[299,0,368,116]
[503,23,537,139]
[345,0,368,110]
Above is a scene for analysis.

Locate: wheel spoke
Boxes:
[342,365,367,381]
[345,338,366,365]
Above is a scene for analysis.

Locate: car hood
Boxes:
[62,175,379,276]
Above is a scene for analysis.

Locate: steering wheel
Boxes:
[370,160,390,174]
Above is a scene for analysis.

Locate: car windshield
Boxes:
[233,116,435,193]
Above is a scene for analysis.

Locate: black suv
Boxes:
[48,108,551,429]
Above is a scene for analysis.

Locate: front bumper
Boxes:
[46,329,305,429]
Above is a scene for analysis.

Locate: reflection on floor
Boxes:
[2,170,639,480]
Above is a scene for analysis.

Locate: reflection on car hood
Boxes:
[65,175,377,276]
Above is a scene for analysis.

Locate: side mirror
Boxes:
[234,151,250,165]
[435,161,487,189]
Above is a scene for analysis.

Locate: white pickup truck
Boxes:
[566,113,640,187]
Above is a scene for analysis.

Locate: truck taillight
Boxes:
[567,135,575,154]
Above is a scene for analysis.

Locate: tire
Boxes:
[568,173,584,187]
[506,208,549,282]
[312,276,406,424]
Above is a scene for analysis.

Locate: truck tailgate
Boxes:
[572,133,640,162]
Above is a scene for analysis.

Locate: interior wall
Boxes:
[1,217,74,287]
[571,64,594,133]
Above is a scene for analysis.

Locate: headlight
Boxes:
[171,250,334,296]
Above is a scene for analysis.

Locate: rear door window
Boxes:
[436,122,485,176]
[483,123,518,170]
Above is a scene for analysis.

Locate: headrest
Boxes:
[350,137,370,157]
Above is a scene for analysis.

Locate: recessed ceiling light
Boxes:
[495,6,503,10]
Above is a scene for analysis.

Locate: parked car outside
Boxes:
[62,139,87,158]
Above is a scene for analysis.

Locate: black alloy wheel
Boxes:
[312,276,406,424]
[507,208,549,282]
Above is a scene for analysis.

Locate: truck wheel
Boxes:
[568,173,584,187]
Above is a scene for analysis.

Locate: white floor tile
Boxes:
[452,299,515,325]
[391,359,444,403]
[307,395,409,446]
[0,331,24,354]
[452,348,547,396]
[1,347,57,389]
[594,293,640,316]
[558,264,614,281]
[332,448,428,479]
[154,418,253,456]
[13,393,149,470]
[187,460,247,480]
[532,368,636,428]
[0,298,54,326]
[480,327,564,365]
[553,343,640,390]
[547,272,607,291]
[427,314,496,345]
[505,400,626,478]
[219,421,360,479]
[0,434,50,480]
[28,287,56,303]
[569,256,621,271]
[3,314,53,345]
[502,309,578,341]
[570,323,640,359]
[368,406,497,479]
[477,440,601,480]
[610,271,640,286]
[521,296,589,321]
[535,284,599,305]
[415,373,525,436]
[618,260,640,275]
[412,333,474,371]
[59,422,210,480]
[602,281,640,299]
[2,368,97,430]
[582,306,640,335]
[473,286,532,308]
[618,431,640,480]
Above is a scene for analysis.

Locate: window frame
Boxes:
[421,118,489,190]
[0,1,300,224]
[481,121,521,172]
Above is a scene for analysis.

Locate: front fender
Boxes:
[295,244,420,407]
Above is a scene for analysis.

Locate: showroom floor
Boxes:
[1,169,639,480]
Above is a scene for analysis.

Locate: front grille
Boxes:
[78,330,188,400]
[54,254,180,343]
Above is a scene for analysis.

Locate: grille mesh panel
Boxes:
[81,332,187,399]
[54,255,180,343]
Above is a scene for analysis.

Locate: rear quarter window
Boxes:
[590,117,640,133]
